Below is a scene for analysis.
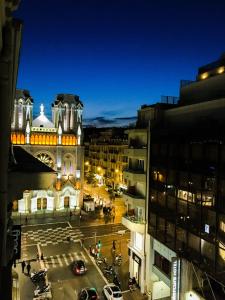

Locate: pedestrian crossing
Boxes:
[43,251,89,270]
[22,226,84,247]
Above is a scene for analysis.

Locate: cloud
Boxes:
[84,116,137,128]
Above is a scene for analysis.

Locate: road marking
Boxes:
[80,251,89,264]
[62,254,69,266]
[44,258,49,269]
[83,247,108,284]
[67,222,72,228]
[56,254,63,267]
[50,256,56,268]
[68,253,74,262]
[22,221,68,228]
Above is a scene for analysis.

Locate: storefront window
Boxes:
[154,251,171,277]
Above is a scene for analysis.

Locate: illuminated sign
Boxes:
[171,257,181,300]
[205,224,210,234]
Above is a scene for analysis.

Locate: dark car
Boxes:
[72,260,87,275]
[78,288,99,300]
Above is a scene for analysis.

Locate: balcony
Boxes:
[124,169,146,182]
[122,214,145,234]
[124,148,147,158]
[123,190,145,207]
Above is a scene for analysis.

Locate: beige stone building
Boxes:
[84,128,128,190]
[11,90,84,215]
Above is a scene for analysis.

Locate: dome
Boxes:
[32,104,54,128]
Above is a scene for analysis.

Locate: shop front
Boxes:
[128,247,145,293]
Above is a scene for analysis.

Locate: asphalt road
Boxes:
[19,222,129,300]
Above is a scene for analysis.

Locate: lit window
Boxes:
[217,66,225,74]
[200,72,209,80]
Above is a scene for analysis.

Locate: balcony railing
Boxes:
[123,190,145,200]
[123,213,145,224]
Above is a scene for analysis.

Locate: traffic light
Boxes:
[98,240,102,249]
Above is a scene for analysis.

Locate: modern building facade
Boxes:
[11,90,84,215]
[146,54,225,300]
[84,127,128,189]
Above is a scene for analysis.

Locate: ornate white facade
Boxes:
[11,90,84,214]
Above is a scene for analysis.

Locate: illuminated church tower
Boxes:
[11,90,84,214]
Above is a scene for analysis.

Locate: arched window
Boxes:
[17,134,21,144]
[12,133,17,144]
[46,135,49,145]
[53,135,57,145]
[30,135,34,144]
[50,135,53,145]
[39,135,42,144]
[35,135,38,144]
[21,134,25,144]
[42,135,46,145]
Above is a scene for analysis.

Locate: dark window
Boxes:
[154,251,171,277]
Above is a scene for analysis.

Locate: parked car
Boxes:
[103,284,123,300]
[78,288,99,300]
[71,260,87,275]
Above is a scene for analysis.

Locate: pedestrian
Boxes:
[112,214,115,223]
[21,260,26,273]
[112,240,116,250]
[69,211,72,219]
[41,253,44,261]
[128,277,133,292]
[80,239,84,248]
[26,261,31,276]
[36,252,39,261]
[25,216,28,225]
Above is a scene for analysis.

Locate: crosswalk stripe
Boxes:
[50,256,56,268]
[72,252,79,260]
[56,254,63,267]
[62,254,69,266]
[80,251,89,264]
[44,257,49,269]
[68,253,74,262]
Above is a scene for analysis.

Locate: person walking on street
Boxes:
[41,253,44,261]
[36,252,39,261]
[26,262,31,276]
[21,260,26,273]
[25,216,28,225]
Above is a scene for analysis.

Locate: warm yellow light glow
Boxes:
[115,169,119,173]
[218,66,225,74]
[85,161,89,166]
[97,166,101,171]
[200,72,209,80]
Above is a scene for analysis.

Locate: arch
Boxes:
[21,134,25,144]
[30,134,34,144]
[34,134,38,144]
[35,152,55,168]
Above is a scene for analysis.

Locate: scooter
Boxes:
[30,268,47,285]
[34,284,50,296]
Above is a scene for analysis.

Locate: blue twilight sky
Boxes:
[15,0,225,126]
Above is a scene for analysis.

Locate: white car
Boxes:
[103,284,123,300]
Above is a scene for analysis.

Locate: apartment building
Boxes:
[146,53,225,300]
[84,127,128,189]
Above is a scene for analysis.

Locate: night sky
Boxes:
[15,0,225,127]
